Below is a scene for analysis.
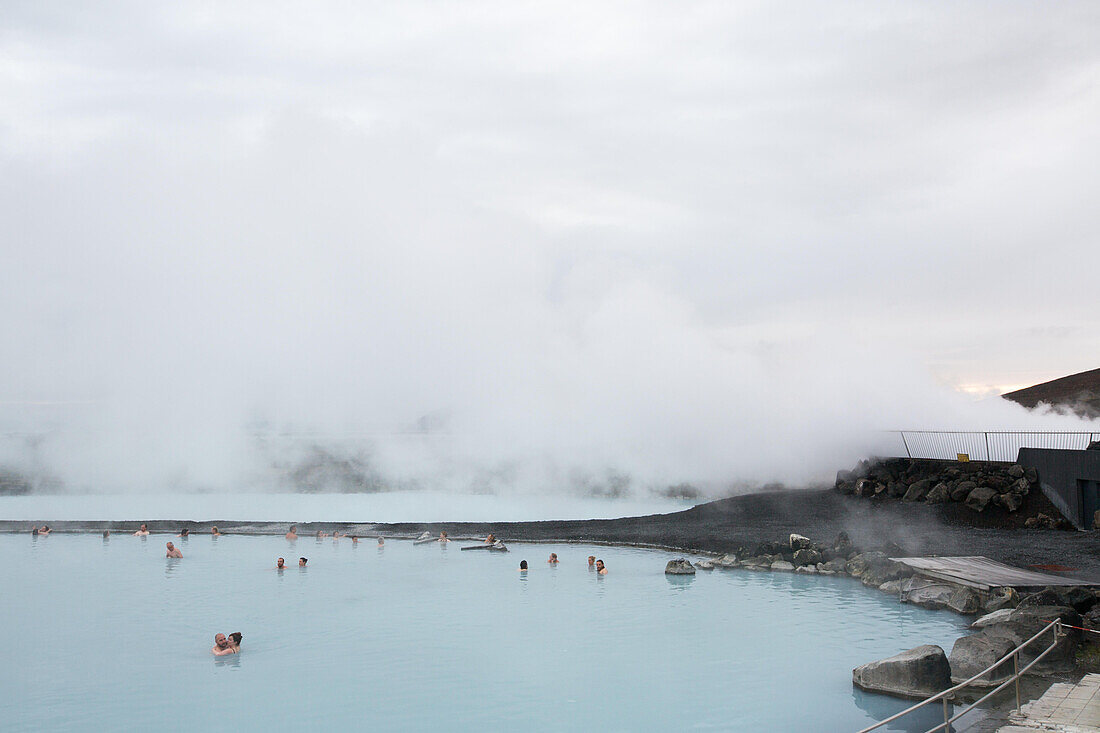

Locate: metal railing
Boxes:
[857,618,1064,733]
[889,431,1099,462]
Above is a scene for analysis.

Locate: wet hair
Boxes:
[179,528,189,536]
[299,557,307,563]
[42,525,50,532]
[519,560,528,569]
[596,559,605,566]
[229,632,242,646]
[288,525,296,532]
[102,530,110,538]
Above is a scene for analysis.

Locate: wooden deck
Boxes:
[890,556,1096,591]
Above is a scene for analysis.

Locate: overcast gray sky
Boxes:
[1,1,1098,491]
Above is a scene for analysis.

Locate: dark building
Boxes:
[1018,445,1100,530]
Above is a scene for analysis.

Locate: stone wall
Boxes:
[833,457,1072,528]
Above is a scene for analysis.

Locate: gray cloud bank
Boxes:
[1,2,1098,495]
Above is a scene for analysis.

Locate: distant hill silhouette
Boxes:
[1002,367,1100,419]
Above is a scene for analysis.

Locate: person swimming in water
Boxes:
[285,525,298,540]
[210,526,222,536]
[166,542,183,558]
[228,632,242,650]
[519,560,528,572]
[377,537,385,547]
[439,531,449,543]
[350,535,359,545]
[133,523,150,536]
[211,633,237,656]
[276,557,288,569]
[298,557,308,567]
[587,555,596,569]
[316,530,327,539]
[548,553,559,564]
[595,559,607,575]
[484,533,496,544]
[177,528,189,538]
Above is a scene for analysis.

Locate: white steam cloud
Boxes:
[1,2,1098,496]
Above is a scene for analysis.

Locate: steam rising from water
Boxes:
[1,2,1098,496]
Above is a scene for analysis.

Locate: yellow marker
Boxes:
[957,453,970,462]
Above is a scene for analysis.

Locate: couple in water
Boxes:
[211,632,243,656]
[519,555,607,574]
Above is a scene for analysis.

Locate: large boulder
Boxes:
[970,609,1015,629]
[948,633,1017,685]
[820,558,847,574]
[1000,492,1025,512]
[903,479,936,502]
[1018,587,1096,613]
[924,483,950,504]
[664,558,696,575]
[852,645,952,700]
[977,606,1083,674]
[965,486,998,512]
[792,548,822,567]
[1007,464,1025,479]
[770,560,795,572]
[904,582,956,610]
[846,551,885,577]
[694,559,715,570]
[946,586,982,614]
[950,480,977,501]
[861,559,910,588]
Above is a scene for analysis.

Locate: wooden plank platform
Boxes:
[890,556,1096,591]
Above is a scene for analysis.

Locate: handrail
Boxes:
[857,618,1063,733]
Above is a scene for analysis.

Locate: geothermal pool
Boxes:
[1,533,968,732]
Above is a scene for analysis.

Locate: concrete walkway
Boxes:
[997,673,1100,732]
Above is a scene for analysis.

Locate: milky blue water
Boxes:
[1,533,968,732]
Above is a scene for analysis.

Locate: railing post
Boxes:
[943,697,951,733]
[1014,650,1020,712]
[900,431,911,459]
[984,432,991,461]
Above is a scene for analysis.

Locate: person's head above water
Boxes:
[277,557,286,568]
[229,632,242,647]
[377,537,384,545]
[596,559,607,574]
[588,555,596,566]
[211,526,220,535]
[214,633,228,648]
[299,557,307,566]
[548,553,558,563]
[519,560,528,570]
